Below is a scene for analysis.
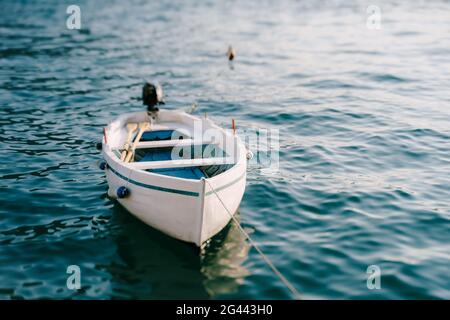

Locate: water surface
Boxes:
[0,0,449,299]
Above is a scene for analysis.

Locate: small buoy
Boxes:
[227,45,235,61]
[117,186,130,199]
[246,150,254,160]
[99,161,107,170]
[96,142,103,151]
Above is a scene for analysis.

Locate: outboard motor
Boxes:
[143,82,164,114]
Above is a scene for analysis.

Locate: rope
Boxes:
[203,179,301,300]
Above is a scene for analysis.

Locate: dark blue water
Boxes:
[1,0,449,299]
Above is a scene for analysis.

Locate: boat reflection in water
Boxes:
[99,203,250,299]
[200,214,250,297]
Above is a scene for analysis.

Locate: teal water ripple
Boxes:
[0,0,449,299]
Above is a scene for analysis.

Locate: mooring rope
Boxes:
[203,179,301,300]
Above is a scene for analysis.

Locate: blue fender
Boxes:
[99,161,108,170]
[117,186,130,199]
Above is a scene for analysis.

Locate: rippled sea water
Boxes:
[1,0,449,299]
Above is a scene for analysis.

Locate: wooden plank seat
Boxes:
[134,138,218,149]
[126,157,236,171]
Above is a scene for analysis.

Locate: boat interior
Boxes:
[112,127,235,180]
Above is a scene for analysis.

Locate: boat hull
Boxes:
[104,160,246,246]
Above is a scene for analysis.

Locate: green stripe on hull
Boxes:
[108,165,199,197]
[106,163,245,198]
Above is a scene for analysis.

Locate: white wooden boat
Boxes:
[101,109,248,246]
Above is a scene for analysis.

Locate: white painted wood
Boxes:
[133,138,218,149]
[126,157,236,170]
